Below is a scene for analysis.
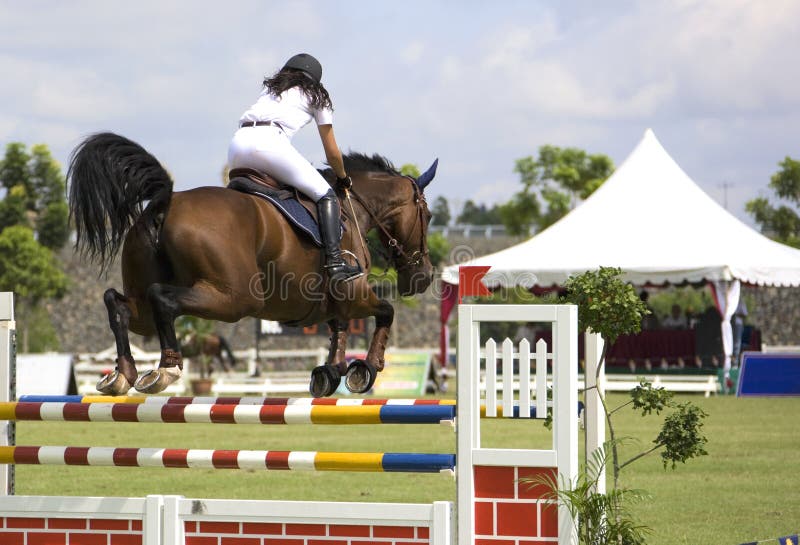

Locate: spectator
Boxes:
[639,291,659,330]
[731,298,748,367]
[695,305,723,367]
[662,304,688,330]
[514,322,538,344]
[685,305,699,329]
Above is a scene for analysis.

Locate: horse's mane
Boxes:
[343,152,400,175]
[319,152,400,178]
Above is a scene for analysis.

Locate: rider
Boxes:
[228,53,362,283]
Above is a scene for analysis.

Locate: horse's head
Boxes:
[344,154,438,296]
[389,164,436,296]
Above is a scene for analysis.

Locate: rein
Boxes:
[343,177,429,271]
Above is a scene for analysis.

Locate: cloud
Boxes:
[575,0,800,115]
[472,179,518,206]
[400,42,426,65]
[420,0,800,127]
[0,1,798,226]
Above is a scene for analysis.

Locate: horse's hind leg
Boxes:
[134,281,257,394]
[218,336,237,372]
[96,289,140,395]
[132,283,185,394]
[310,319,349,398]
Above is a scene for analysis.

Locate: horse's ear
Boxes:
[415,158,438,191]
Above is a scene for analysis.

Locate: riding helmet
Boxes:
[282,53,322,84]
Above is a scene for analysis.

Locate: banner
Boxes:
[361,351,432,397]
[372,351,432,396]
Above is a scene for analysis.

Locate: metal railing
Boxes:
[429,224,524,238]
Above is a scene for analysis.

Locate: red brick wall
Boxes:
[473,465,558,545]
[183,520,432,545]
[0,516,143,545]
[0,510,435,545]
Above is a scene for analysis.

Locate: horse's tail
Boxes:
[67,132,174,271]
[217,335,237,369]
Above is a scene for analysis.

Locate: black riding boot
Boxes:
[317,189,363,283]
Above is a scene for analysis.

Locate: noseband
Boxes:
[346,177,429,271]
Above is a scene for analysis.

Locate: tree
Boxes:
[0,142,71,351]
[0,225,69,351]
[456,200,502,225]
[746,156,800,247]
[0,142,70,250]
[175,316,217,379]
[427,232,450,267]
[399,163,420,178]
[546,267,709,543]
[0,143,33,205]
[430,196,451,227]
[0,225,67,300]
[36,200,70,250]
[563,267,708,489]
[0,185,30,232]
[497,191,539,236]
[502,145,614,235]
[30,144,67,208]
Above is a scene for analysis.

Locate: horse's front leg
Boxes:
[366,299,393,372]
[345,299,394,394]
[310,319,349,398]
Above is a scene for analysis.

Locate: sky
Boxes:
[1,0,799,226]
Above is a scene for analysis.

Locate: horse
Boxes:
[67,132,435,397]
[179,332,237,375]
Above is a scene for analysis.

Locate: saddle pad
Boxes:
[227,178,349,247]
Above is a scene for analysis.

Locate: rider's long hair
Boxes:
[263,68,333,111]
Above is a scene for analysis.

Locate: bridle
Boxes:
[344,176,430,272]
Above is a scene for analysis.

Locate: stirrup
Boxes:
[325,263,364,282]
[325,250,364,282]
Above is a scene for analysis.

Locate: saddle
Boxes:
[228,167,341,246]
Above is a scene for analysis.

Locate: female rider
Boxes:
[228,53,362,283]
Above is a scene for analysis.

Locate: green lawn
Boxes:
[11,393,800,544]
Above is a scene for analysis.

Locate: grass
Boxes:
[619,395,800,544]
[10,393,800,544]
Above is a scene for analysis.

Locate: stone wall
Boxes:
[49,246,449,355]
[744,285,800,347]
[47,238,800,355]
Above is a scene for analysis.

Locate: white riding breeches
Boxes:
[227,125,330,201]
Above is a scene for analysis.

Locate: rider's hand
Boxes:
[337,175,353,190]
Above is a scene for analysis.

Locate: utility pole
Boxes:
[718,181,734,210]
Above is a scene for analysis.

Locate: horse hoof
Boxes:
[134,367,182,394]
[345,359,377,394]
[96,370,132,396]
[309,365,341,398]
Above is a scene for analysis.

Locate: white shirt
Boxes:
[238,87,333,140]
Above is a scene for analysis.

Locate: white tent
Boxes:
[442,129,800,373]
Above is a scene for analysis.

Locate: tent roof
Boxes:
[442,129,800,288]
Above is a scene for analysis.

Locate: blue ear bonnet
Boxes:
[415,158,438,190]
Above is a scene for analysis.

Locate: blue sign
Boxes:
[738,352,800,397]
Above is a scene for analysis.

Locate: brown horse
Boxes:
[68,133,435,397]
[180,332,237,375]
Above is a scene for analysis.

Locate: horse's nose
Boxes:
[406,271,433,296]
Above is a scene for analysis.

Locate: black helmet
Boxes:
[282,53,322,84]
